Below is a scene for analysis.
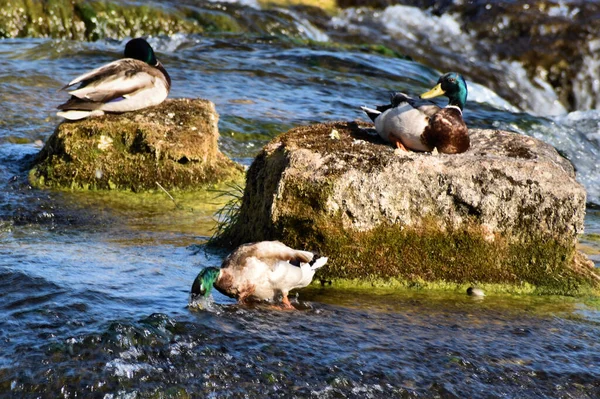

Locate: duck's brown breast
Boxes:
[422,108,469,154]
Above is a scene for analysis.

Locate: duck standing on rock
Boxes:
[361,72,469,154]
[190,241,327,309]
[57,38,171,120]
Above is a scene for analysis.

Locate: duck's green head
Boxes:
[124,37,157,66]
[191,267,220,300]
[420,72,468,110]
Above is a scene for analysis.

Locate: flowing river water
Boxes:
[1,1,600,397]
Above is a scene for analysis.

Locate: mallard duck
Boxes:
[190,241,328,309]
[57,38,171,120]
[361,72,469,154]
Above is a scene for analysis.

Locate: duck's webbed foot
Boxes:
[390,137,408,151]
[281,295,295,310]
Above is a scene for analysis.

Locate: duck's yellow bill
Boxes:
[420,83,445,99]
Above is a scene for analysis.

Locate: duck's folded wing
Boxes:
[414,102,441,117]
[244,241,313,269]
[389,92,413,107]
[61,59,153,103]
[60,59,138,90]
[390,92,440,116]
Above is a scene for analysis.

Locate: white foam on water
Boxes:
[105,358,160,379]
[329,8,375,36]
[495,59,567,116]
[467,80,520,112]
[119,346,143,360]
[573,39,600,111]
[144,33,192,54]
[547,1,580,18]
[103,390,139,399]
[379,5,474,54]
[206,0,260,9]
[279,8,330,42]
[552,111,600,205]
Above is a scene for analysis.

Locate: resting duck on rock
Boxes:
[361,72,469,154]
[190,241,328,309]
[57,38,171,120]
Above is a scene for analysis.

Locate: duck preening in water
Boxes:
[57,38,171,120]
[190,241,328,309]
[361,72,469,154]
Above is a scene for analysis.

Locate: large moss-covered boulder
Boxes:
[30,99,243,191]
[216,121,599,295]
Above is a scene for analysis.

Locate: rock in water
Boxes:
[216,121,599,295]
[30,99,243,191]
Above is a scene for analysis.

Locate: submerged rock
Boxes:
[215,121,599,295]
[30,99,243,191]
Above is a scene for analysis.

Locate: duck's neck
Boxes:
[156,62,171,90]
[449,98,464,110]
[445,104,463,115]
[448,85,467,111]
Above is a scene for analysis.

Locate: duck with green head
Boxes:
[57,37,171,120]
[190,241,328,309]
[361,72,469,154]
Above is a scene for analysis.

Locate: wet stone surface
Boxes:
[218,122,597,294]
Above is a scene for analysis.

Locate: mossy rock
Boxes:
[0,0,248,40]
[30,99,244,192]
[215,121,600,295]
[0,0,334,40]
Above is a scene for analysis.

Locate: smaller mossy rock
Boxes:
[30,99,244,191]
[216,121,599,295]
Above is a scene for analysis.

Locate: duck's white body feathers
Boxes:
[361,93,443,152]
[361,89,472,154]
[216,241,327,306]
[363,104,430,151]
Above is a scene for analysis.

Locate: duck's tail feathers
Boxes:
[56,110,105,120]
[360,106,381,122]
[309,256,328,271]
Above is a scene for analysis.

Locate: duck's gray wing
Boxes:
[59,59,155,104]
[396,93,441,116]
[222,241,314,272]
[389,92,441,116]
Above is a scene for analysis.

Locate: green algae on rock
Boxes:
[0,0,202,39]
[213,121,599,295]
[0,0,327,41]
[30,99,244,192]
